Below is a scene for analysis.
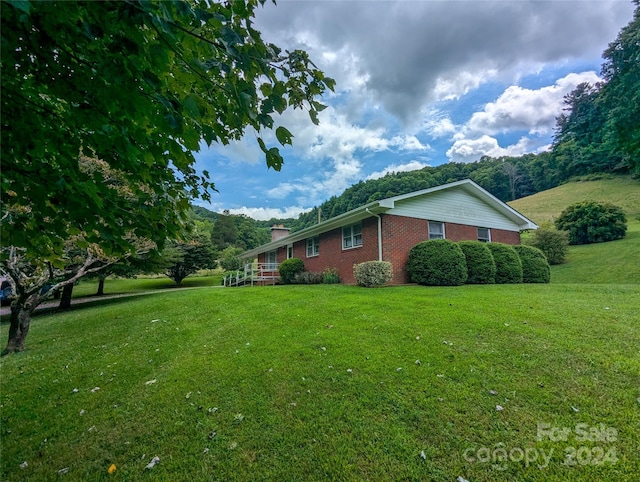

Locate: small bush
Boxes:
[457,241,496,284]
[294,271,323,284]
[485,243,522,284]
[406,240,467,286]
[526,223,569,265]
[322,268,341,284]
[278,258,305,284]
[514,245,550,283]
[353,261,393,287]
[555,201,627,245]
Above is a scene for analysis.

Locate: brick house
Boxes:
[240,179,537,285]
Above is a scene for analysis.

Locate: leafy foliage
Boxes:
[218,247,244,271]
[555,201,627,245]
[407,240,467,286]
[514,245,551,283]
[457,241,496,284]
[353,261,393,287]
[279,258,305,284]
[163,236,216,285]
[525,223,570,265]
[322,268,341,284]
[294,271,323,284]
[1,0,333,261]
[485,243,523,284]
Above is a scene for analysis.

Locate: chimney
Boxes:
[271,224,290,241]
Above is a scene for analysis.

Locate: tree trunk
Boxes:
[96,277,105,296]
[59,284,74,310]
[1,297,37,356]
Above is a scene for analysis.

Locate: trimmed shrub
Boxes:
[322,267,341,284]
[555,201,627,245]
[485,243,523,284]
[294,271,323,284]
[406,240,467,286]
[278,258,305,284]
[514,245,550,283]
[526,223,569,265]
[353,261,393,287]
[457,241,496,284]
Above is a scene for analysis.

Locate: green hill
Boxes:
[509,176,640,284]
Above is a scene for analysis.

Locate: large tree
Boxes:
[1,0,333,353]
[2,0,332,259]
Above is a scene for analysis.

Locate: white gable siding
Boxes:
[388,189,522,231]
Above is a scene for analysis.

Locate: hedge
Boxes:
[407,240,467,286]
[485,243,522,284]
[457,241,496,284]
[514,245,550,283]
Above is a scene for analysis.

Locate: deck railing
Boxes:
[223,262,280,287]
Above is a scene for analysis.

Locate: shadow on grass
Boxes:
[0,282,222,325]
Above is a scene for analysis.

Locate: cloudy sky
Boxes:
[195,0,635,220]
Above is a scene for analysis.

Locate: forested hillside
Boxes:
[200,1,638,240]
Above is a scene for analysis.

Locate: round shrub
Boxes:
[353,261,393,287]
[555,201,627,245]
[514,245,550,283]
[485,243,523,284]
[278,258,305,284]
[526,222,569,265]
[407,240,467,286]
[457,241,496,284]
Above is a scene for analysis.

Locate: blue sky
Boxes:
[194,0,635,220]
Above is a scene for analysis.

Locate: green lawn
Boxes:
[2,284,639,481]
[71,274,223,298]
[510,176,640,285]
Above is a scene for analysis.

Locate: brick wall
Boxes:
[259,215,521,285]
[295,217,380,284]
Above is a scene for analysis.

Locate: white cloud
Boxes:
[226,205,311,221]
[367,161,431,180]
[446,135,541,163]
[422,112,458,139]
[433,69,499,101]
[465,71,601,137]
[445,71,603,163]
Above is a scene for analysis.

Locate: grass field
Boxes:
[510,176,640,285]
[1,285,639,481]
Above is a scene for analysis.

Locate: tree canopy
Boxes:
[1,0,334,261]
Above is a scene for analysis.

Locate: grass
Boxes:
[509,175,640,225]
[2,284,639,481]
[71,274,223,298]
[509,176,640,285]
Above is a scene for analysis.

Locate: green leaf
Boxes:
[275,126,294,146]
[266,147,284,171]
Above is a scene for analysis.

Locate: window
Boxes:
[343,223,363,249]
[265,250,278,270]
[477,227,491,242]
[287,244,293,259]
[428,221,445,240]
[306,236,319,257]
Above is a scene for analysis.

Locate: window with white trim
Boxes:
[287,244,293,259]
[477,227,491,242]
[428,221,445,240]
[342,223,362,249]
[306,236,319,257]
